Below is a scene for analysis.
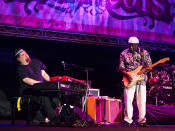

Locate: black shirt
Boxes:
[17,59,46,95]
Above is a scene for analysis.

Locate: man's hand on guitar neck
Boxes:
[145,66,152,73]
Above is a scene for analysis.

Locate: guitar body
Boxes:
[123,66,144,88]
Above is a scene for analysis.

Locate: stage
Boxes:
[1,120,175,131]
[2,104,175,131]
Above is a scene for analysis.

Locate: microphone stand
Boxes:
[62,62,94,126]
[68,64,93,126]
[82,68,91,127]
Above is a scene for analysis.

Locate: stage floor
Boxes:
[1,120,175,131]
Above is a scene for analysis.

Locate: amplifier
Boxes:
[84,96,122,124]
[88,88,100,96]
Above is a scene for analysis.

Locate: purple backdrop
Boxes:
[0,0,175,44]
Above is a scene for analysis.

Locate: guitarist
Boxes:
[119,36,152,127]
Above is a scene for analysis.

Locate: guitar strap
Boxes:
[139,48,145,67]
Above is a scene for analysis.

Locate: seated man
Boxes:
[15,48,59,125]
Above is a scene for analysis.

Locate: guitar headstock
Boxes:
[158,57,170,64]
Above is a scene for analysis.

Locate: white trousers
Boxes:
[124,84,146,124]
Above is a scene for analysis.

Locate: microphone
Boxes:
[61,61,66,69]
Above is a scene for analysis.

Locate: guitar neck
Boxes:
[136,57,169,75]
[137,61,161,75]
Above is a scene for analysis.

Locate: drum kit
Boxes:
[147,64,175,105]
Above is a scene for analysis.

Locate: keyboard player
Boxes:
[15,48,59,125]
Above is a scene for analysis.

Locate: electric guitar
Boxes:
[123,57,170,88]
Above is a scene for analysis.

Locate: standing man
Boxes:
[119,36,152,127]
[15,48,58,125]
